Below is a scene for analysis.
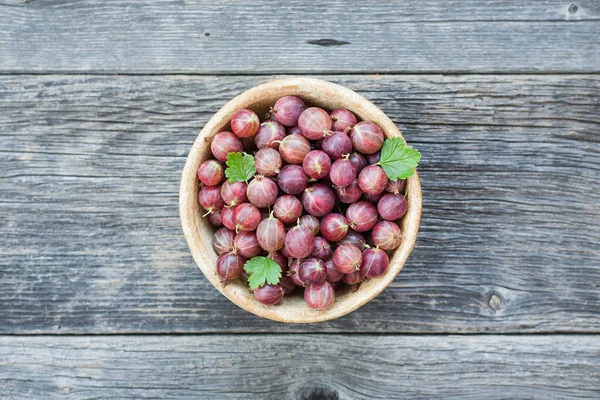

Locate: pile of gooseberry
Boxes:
[198,96,411,311]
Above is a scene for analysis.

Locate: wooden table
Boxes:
[1,1,599,398]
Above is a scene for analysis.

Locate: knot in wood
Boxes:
[300,387,339,400]
[488,293,503,312]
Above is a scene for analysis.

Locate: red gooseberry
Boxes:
[197,160,224,186]
[254,120,286,150]
[304,281,335,310]
[298,107,332,140]
[349,121,384,154]
[211,131,243,161]
[231,109,260,138]
[271,96,305,127]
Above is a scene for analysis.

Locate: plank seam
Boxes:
[1,332,598,337]
[0,72,599,76]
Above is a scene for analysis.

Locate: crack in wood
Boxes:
[306,39,351,47]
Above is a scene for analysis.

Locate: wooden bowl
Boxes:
[179,77,422,323]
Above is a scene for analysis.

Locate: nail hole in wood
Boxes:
[569,3,578,14]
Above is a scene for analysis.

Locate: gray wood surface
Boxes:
[1,0,599,73]
[1,74,598,334]
[1,335,598,399]
[1,1,598,398]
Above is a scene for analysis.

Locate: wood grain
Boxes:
[1,335,598,399]
[0,74,599,333]
[0,0,599,73]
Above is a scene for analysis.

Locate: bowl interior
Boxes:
[180,77,422,323]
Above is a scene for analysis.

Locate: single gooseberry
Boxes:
[271,96,306,127]
[256,213,286,253]
[220,206,236,230]
[342,270,362,285]
[254,284,284,305]
[220,181,248,207]
[277,164,308,195]
[288,259,304,286]
[386,179,406,195]
[324,259,344,283]
[299,258,327,285]
[298,107,332,140]
[198,185,225,215]
[254,147,282,177]
[299,215,320,235]
[334,179,363,204]
[321,131,352,160]
[329,108,358,131]
[231,109,260,138]
[233,203,261,232]
[234,231,261,258]
[302,184,336,217]
[371,220,402,250]
[273,195,303,225]
[211,131,243,161]
[330,158,356,188]
[216,252,245,282]
[377,193,407,221]
[212,227,235,255]
[247,176,278,208]
[349,121,384,154]
[338,230,366,249]
[279,134,311,164]
[330,109,357,132]
[320,213,349,242]
[310,237,333,261]
[254,120,286,150]
[358,165,388,196]
[304,281,335,310]
[349,152,368,172]
[360,248,389,279]
[302,150,332,180]
[197,160,224,186]
[332,243,362,274]
[346,201,378,232]
[284,224,315,259]
[207,211,223,227]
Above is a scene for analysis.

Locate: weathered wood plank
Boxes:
[1,1,599,73]
[0,74,599,333]
[0,335,598,399]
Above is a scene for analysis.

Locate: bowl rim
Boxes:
[179,77,422,323]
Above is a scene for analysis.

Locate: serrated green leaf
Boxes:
[225,152,256,183]
[243,256,282,290]
[377,137,421,180]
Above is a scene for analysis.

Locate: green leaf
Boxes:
[243,256,282,290]
[225,152,256,183]
[377,137,421,180]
